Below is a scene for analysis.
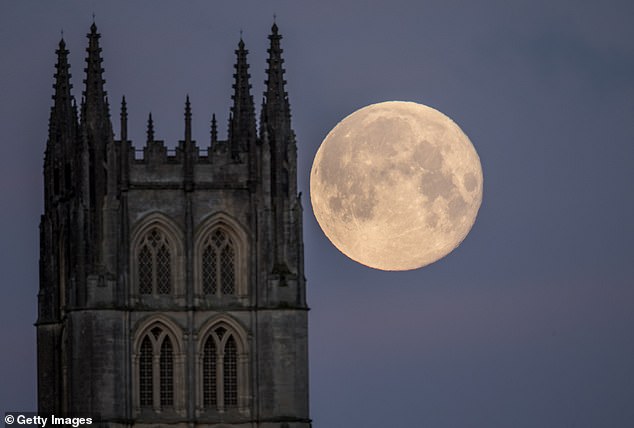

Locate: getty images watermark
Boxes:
[4,413,92,427]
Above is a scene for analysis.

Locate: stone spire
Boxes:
[262,22,294,197]
[146,112,155,143]
[81,22,114,270]
[262,21,294,186]
[120,96,130,190]
[185,95,192,142]
[210,113,218,145]
[45,38,80,207]
[120,96,128,141]
[82,22,109,121]
[229,37,256,157]
[261,22,297,272]
[183,96,194,190]
[81,21,113,153]
[262,22,291,137]
[48,38,78,144]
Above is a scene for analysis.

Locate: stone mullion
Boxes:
[152,351,161,411]
[195,352,203,416]
[238,352,248,413]
[132,353,140,414]
[175,352,186,414]
[221,242,228,295]
[151,247,157,295]
[217,349,225,412]
[215,249,222,297]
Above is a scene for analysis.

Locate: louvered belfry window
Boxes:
[137,227,172,295]
[201,229,235,296]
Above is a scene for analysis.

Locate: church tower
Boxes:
[37,23,310,428]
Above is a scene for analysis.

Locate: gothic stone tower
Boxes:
[37,22,309,428]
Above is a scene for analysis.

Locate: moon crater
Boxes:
[310,101,483,271]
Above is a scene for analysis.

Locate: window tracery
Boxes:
[201,229,235,296]
[136,227,172,295]
[194,215,248,300]
[135,323,180,412]
[199,322,246,412]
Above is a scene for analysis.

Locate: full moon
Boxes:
[310,101,483,271]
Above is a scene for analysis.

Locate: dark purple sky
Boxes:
[2,1,633,427]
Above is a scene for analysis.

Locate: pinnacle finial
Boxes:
[271,15,279,34]
[147,112,154,143]
[264,18,289,118]
[211,113,218,145]
[230,33,256,153]
[185,95,192,142]
[53,37,71,95]
[83,18,109,117]
[121,96,128,121]
[262,18,292,144]
[119,96,128,141]
[49,34,77,142]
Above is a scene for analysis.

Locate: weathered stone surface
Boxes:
[38,22,310,427]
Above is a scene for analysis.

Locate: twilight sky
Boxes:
[1,1,633,427]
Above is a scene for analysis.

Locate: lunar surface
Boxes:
[310,101,483,271]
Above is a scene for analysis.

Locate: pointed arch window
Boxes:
[137,227,172,295]
[137,327,175,410]
[202,326,240,410]
[201,229,235,296]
